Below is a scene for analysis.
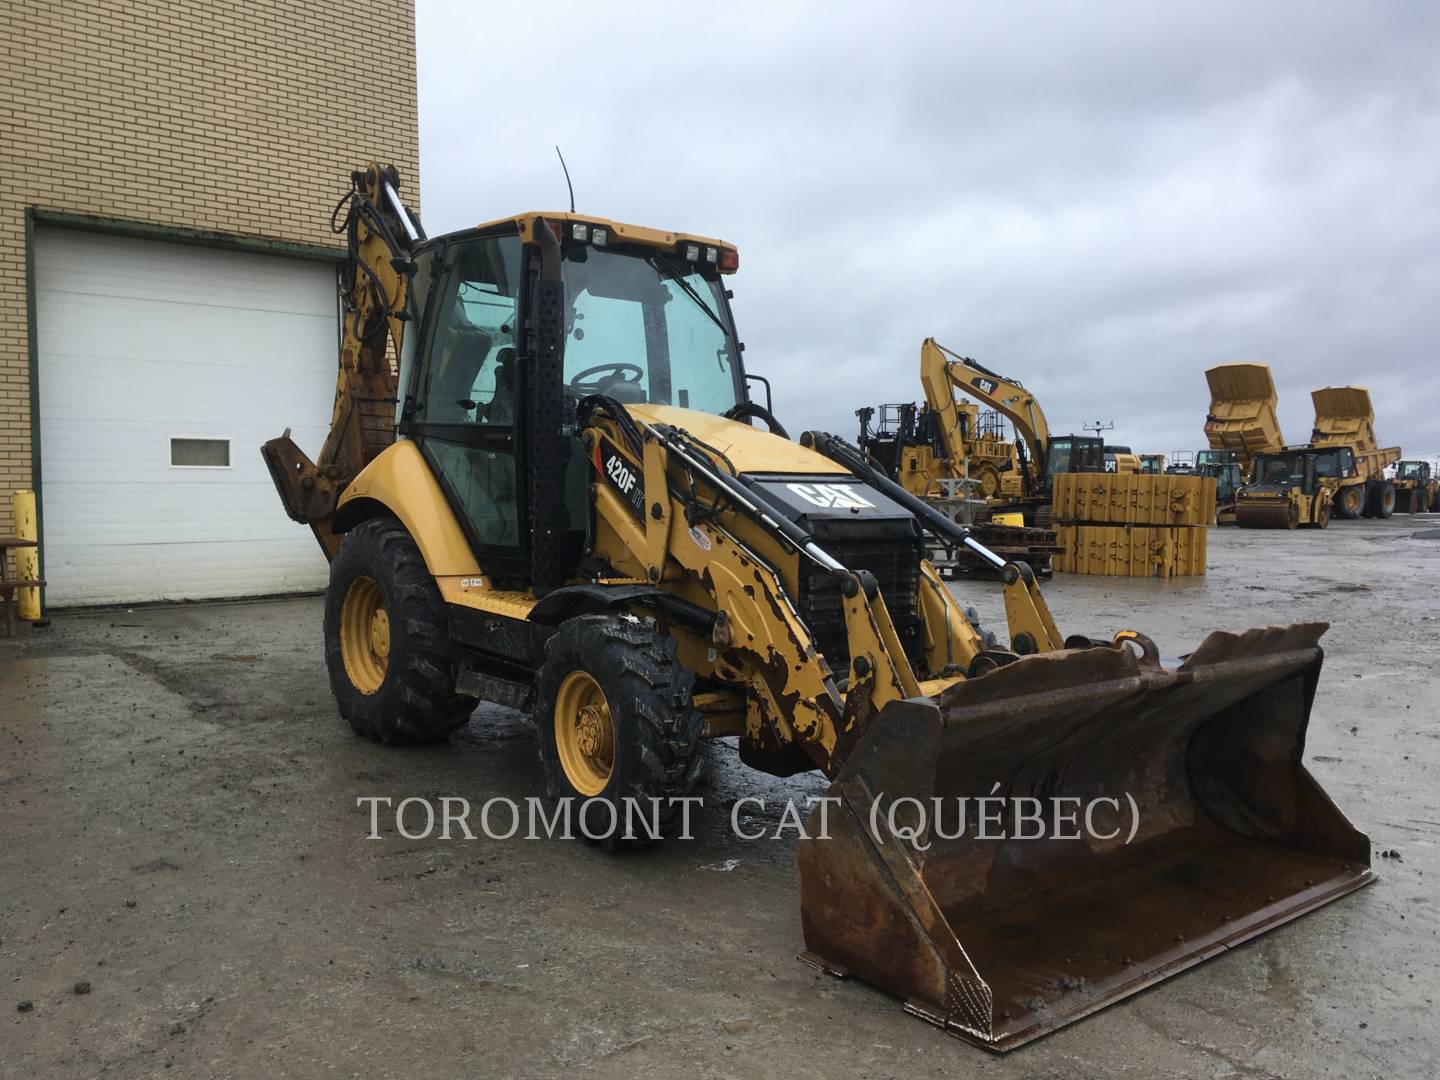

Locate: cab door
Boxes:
[406,229,529,578]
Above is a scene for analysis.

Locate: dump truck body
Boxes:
[1204,363,1285,471]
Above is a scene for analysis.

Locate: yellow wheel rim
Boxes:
[340,576,390,695]
[554,670,615,797]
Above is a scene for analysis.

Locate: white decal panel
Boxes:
[785,482,876,510]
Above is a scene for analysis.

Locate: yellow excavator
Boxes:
[899,339,1130,526]
[264,165,1371,1052]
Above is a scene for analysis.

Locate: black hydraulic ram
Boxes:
[800,430,1008,573]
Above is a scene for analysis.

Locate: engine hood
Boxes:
[627,403,850,477]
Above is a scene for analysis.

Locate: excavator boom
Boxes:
[924,338,1050,490]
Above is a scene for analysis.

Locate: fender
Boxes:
[334,440,481,577]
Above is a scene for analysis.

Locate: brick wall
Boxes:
[0,0,419,535]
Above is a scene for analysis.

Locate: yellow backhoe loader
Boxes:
[264,165,1372,1052]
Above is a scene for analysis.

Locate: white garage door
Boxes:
[35,228,339,606]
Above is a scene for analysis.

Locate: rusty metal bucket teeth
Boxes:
[796,623,1371,1052]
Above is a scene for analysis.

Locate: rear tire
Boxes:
[534,615,704,851]
[324,517,474,745]
[1334,485,1364,519]
[1375,480,1396,518]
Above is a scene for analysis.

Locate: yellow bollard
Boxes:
[12,490,41,621]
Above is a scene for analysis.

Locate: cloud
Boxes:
[417,1,1440,459]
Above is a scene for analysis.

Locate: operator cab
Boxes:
[396,214,749,581]
[1043,435,1107,494]
[1246,446,1356,495]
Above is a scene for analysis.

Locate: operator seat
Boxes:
[484,347,516,424]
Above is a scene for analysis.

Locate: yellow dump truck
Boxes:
[1309,387,1403,519]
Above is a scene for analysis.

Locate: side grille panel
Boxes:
[799,523,924,677]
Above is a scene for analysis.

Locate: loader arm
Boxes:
[922,338,1050,493]
[578,398,1011,774]
[262,163,422,557]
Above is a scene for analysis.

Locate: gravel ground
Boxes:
[2,515,1437,1079]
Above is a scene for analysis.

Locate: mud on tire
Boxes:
[324,517,474,744]
[534,615,704,851]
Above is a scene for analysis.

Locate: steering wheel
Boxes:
[568,362,644,393]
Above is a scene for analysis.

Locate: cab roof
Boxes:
[467,211,736,254]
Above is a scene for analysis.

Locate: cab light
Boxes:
[718,249,740,272]
[571,222,589,242]
[684,244,700,262]
[592,227,608,246]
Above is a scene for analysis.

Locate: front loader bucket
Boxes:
[797,624,1371,1052]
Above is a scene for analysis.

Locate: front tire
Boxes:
[324,517,473,745]
[1334,485,1364,520]
[534,615,703,850]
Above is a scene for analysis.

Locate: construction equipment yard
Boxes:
[2,515,1435,1080]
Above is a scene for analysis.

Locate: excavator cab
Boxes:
[1042,434,1106,492]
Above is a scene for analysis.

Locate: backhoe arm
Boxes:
[262,163,423,557]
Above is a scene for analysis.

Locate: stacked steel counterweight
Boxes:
[1051,472,1216,577]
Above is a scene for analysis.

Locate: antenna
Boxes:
[555,146,575,213]
[1083,420,1116,438]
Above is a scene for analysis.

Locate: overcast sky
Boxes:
[415,2,1440,461]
